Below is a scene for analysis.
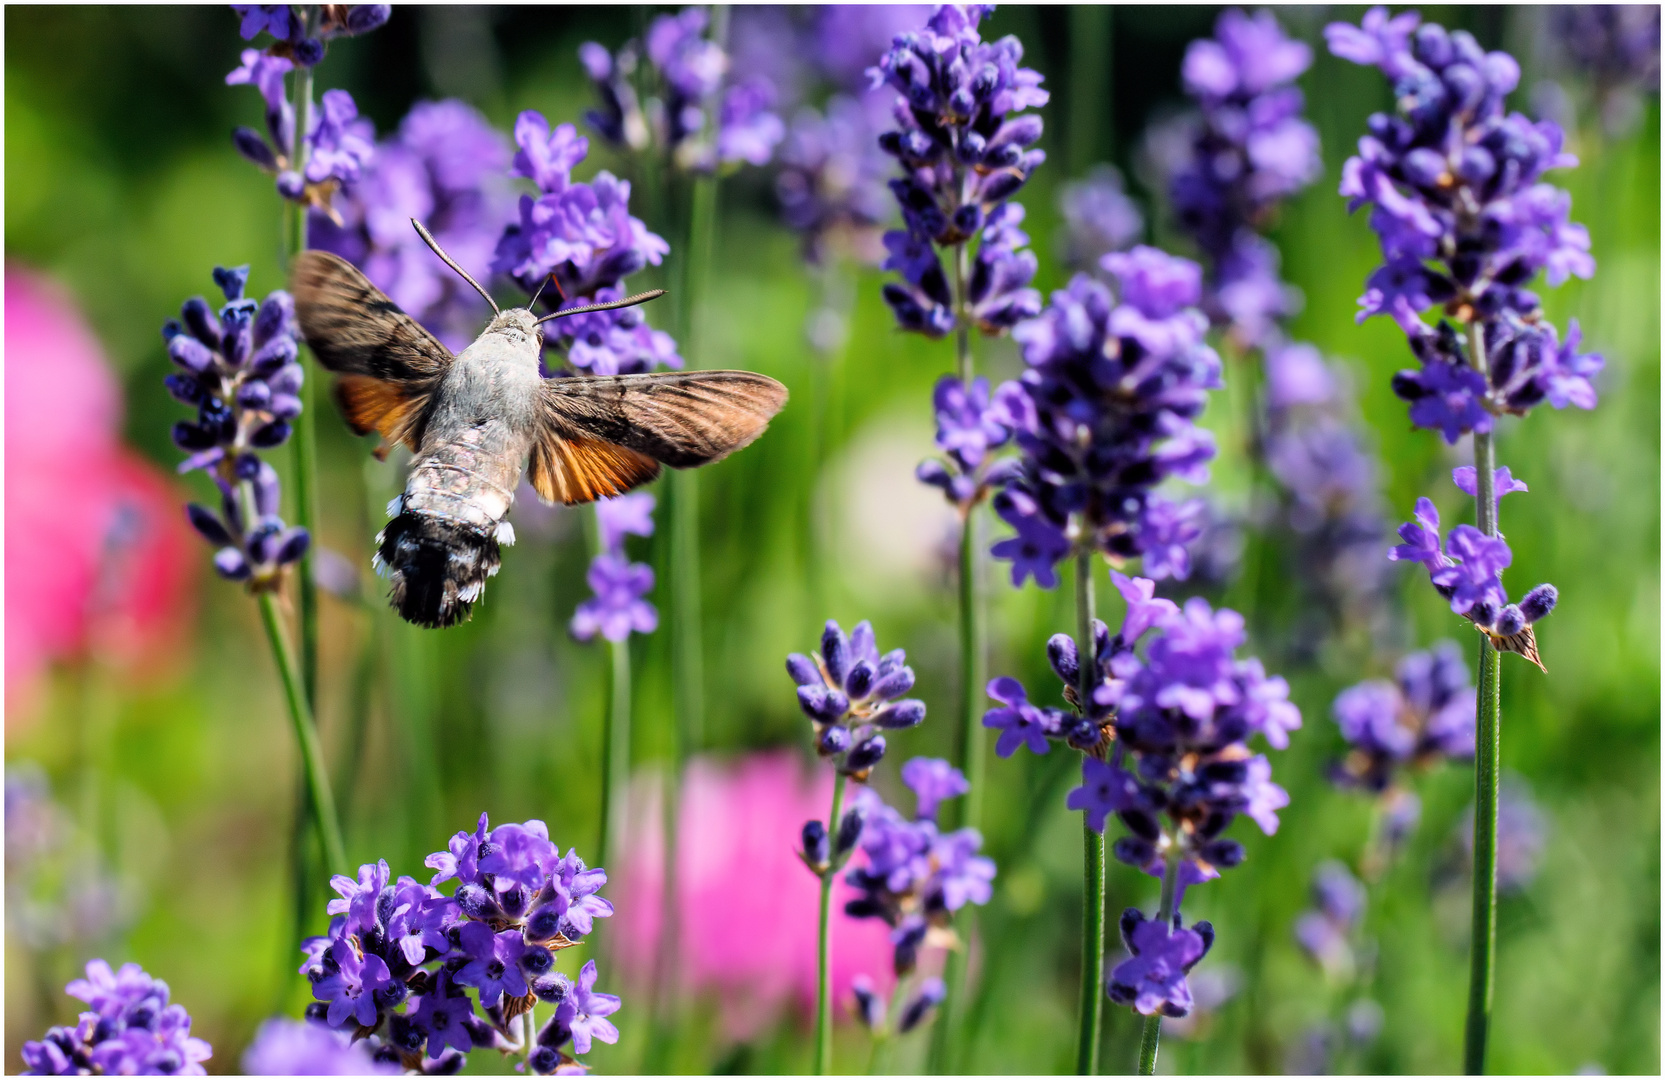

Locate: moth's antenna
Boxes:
[528,271,555,311]
[535,289,667,324]
[410,218,499,316]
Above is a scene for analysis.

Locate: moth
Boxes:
[292,220,787,628]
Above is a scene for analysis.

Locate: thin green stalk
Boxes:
[257,590,347,876]
[1074,549,1105,1076]
[928,238,986,1076]
[284,10,320,710]
[1463,320,1501,1075]
[814,771,850,1076]
[282,14,322,940]
[1137,846,1183,1075]
[600,638,631,864]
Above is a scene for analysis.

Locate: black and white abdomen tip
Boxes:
[373,496,515,628]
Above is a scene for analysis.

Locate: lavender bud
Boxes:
[818,725,852,756]
[801,819,830,867]
[822,621,851,685]
[276,170,305,200]
[843,735,886,773]
[520,946,554,976]
[181,297,221,348]
[871,700,926,729]
[167,334,215,374]
[786,652,821,687]
[213,547,251,580]
[526,907,562,942]
[834,805,866,858]
[798,685,850,724]
[1047,633,1079,685]
[1520,583,1557,622]
[232,127,279,170]
[250,420,292,448]
[1494,604,1527,637]
[851,976,885,1030]
[869,665,915,700]
[213,265,250,302]
[237,380,272,410]
[532,973,572,1004]
[844,660,875,700]
[345,4,391,34]
[898,977,947,1033]
[186,504,234,547]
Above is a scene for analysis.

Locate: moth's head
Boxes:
[487,307,543,346]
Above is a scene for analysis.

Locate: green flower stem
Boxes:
[256,589,347,877]
[1137,845,1183,1075]
[814,770,850,1076]
[1074,548,1105,1076]
[285,10,320,710]
[281,14,323,934]
[600,637,631,865]
[1464,320,1502,1075]
[928,238,987,1076]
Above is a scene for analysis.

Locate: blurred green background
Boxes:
[5,4,1658,1075]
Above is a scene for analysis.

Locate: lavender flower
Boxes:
[870,4,1047,338]
[777,93,897,264]
[1388,476,1558,668]
[21,960,212,1075]
[1107,908,1215,1018]
[309,99,517,351]
[1057,165,1145,277]
[243,1017,398,1074]
[491,111,680,376]
[915,374,1026,515]
[571,554,657,643]
[294,816,616,1075]
[1260,342,1395,633]
[992,249,1221,584]
[1331,640,1476,793]
[165,267,310,590]
[844,759,995,976]
[581,7,785,175]
[1160,8,1321,348]
[1292,860,1367,978]
[987,572,1297,1015]
[231,4,389,67]
[226,39,377,211]
[788,620,926,777]
[572,494,658,644]
[1546,6,1660,136]
[1328,8,1602,441]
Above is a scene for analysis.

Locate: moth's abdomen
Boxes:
[375,508,509,628]
[376,421,526,628]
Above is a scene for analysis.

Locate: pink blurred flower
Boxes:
[611,750,895,1043]
[5,266,196,724]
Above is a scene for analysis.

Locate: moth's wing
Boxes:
[292,250,455,455]
[527,370,787,506]
[543,370,789,467]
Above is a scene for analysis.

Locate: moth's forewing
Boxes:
[291,250,458,452]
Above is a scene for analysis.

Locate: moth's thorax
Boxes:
[404,309,545,533]
[483,308,544,352]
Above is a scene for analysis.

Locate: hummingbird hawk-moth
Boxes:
[292,220,787,629]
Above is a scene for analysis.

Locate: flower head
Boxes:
[1107,909,1215,1017]
[23,960,211,1076]
[1329,9,1599,434]
[788,620,925,776]
[165,268,310,591]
